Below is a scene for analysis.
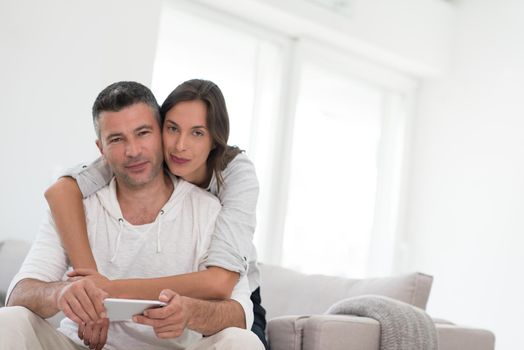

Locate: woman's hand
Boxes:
[68,269,112,294]
[132,289,189,339]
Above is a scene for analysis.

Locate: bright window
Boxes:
[152,2,414,278]
[282,61,383,277]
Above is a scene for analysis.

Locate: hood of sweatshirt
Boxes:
[95,173,193,263]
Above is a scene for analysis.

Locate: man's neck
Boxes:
[115,171,174,225]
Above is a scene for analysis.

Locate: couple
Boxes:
[0,80,266,350]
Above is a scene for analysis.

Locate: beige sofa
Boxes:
[259,263,495,350]
[1,239,495,349]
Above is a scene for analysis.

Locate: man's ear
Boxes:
[96,139,104,155]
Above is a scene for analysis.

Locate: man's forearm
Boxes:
[183,297,245,336]
[8,277,107,326]
[7,278,65,319]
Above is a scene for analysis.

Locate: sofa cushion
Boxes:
[259,263,432,320]
[0,240,31,306]
[436,324,496,350]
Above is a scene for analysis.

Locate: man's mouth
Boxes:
[125,161,149,172]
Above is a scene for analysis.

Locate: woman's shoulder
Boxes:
[216,152,259,198]
[223,152,257,179]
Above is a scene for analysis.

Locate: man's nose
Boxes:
[125,139,141,157]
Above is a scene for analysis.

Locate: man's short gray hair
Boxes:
[92,81,160,138]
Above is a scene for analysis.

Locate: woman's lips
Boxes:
[171,155,190,165]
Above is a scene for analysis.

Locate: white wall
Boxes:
[405,0,524,348]
[0,0,162,242]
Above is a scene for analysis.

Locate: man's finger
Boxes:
[65,294,92,324]
[154,323,183,335]
[84,284,107,318]
[143,305,173,320]
[156,330,183,339]
[132,314,157,327]
[78,321,85,340]
[134,313,179,330]
[74,284,101,321]
[144,298,179,319]
[66,276,83,282]
[158,289,176,303]
[61,301,84,325]
[149,315,178,329]
[133,314,173,328]
[82,322,94,346]
[88,321,101,349]
[95,319,109,350]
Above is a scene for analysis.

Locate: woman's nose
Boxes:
[175,135,186,151]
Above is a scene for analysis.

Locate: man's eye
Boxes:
[110,138,122,143]
[138,131,149,136]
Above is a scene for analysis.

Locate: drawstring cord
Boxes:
[110,218,124,263]
[110,209,165,262]
[157,209,164,253]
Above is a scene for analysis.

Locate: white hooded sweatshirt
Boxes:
[7,175,253,350]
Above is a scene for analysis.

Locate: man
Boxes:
[0,81,263,350]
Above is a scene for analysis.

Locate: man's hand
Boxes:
[67,268,111,292]
[132,289,188,339]
[78,318,109,350]
[56,278,107,325]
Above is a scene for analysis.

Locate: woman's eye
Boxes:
[194,130,204,137]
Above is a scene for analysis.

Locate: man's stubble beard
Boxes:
[114,153,164,189]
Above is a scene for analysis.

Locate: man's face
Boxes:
[96,103,163,188]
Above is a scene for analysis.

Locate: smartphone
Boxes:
[103,298,167,321]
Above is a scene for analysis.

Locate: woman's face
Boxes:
[162,100,214,186]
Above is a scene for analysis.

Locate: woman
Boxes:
[45,79,267,348]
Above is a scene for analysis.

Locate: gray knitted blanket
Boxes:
[326,295,438,350]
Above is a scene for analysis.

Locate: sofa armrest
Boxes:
[269,315,495,350]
